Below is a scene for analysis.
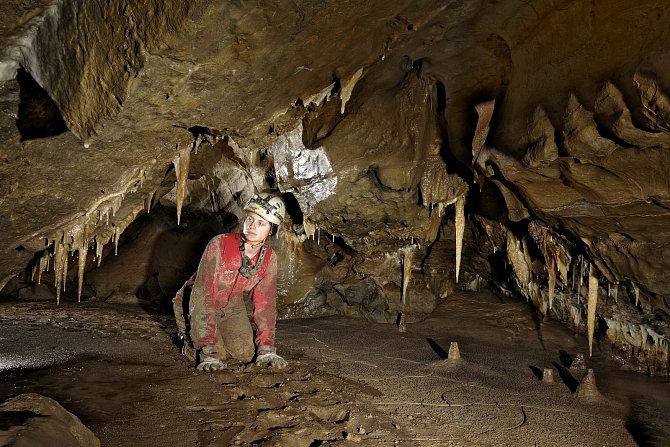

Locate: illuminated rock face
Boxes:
[0,0,669,374]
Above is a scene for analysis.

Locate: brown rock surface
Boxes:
[0,393,100,447]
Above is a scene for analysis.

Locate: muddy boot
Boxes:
[178,332,197,363]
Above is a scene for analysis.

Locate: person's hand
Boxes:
[255,347,288,369]
[255,353,288,369]
[197,357,226,372]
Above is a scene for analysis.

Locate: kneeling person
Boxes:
[174,193,288,371]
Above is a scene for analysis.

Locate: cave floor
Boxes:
[0,291,668,446]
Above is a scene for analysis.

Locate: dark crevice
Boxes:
[16,68,68,141]
[593,118,631,148]
[281,192,303,225]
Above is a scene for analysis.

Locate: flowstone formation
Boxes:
[0,0,669,375]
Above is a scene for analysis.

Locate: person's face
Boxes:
[243,212,272,242]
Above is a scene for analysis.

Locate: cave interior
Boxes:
[0,0,669,445]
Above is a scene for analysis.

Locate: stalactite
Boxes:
[340,68,363,114]
[111,196,123,217]
[76,247,87,303]
[53,237,68,305]
[556,253,569,286]
[506,231,531,287]
[611,283,618,303]
[146,190,155,213]
[632,282,640,306]
[471,99,495,165]
[587,265,598,357]
[37,250,49,285]
[547,256,556,310]
[113,226,122,256]
[95,237,104,266]
[455,195,465,283]
[570,305,581,331]
[69,223,90,303]
[303,218,317,240]
[400,246,414,305]
[32,249,50,283]
[173,142,192,226]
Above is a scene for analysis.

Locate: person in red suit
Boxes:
[174,193,288,371]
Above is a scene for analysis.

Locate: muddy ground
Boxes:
[0,291,668,446]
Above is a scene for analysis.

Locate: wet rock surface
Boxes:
[1,291,668,446]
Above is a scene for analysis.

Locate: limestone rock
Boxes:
[0,393,100,447]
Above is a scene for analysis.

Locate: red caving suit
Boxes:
[176,233,277,362]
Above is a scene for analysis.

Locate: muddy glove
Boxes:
[197,356,226,372]
[255,346,288,369]
[197,346,226,372]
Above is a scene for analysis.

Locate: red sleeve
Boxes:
[251,250,278,348]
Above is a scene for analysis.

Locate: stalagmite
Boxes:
[173,143,192,226]
[542,368,556,383]
[632,282,640,306]
[447,342,462,361]
[587,265,598,357]
[575,369,601,400]
[455,195,465,283]
[570,353,586,370]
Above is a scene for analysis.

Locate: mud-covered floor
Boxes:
[0,291,668,446]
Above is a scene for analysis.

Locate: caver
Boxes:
[174,193,288,371]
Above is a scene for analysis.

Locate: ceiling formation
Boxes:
[0,0,669,374]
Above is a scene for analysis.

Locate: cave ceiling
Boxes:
[1,1,670,372]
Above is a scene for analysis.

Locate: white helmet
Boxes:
[244,193,286,226]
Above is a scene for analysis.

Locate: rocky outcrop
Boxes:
[0,393,100,446]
